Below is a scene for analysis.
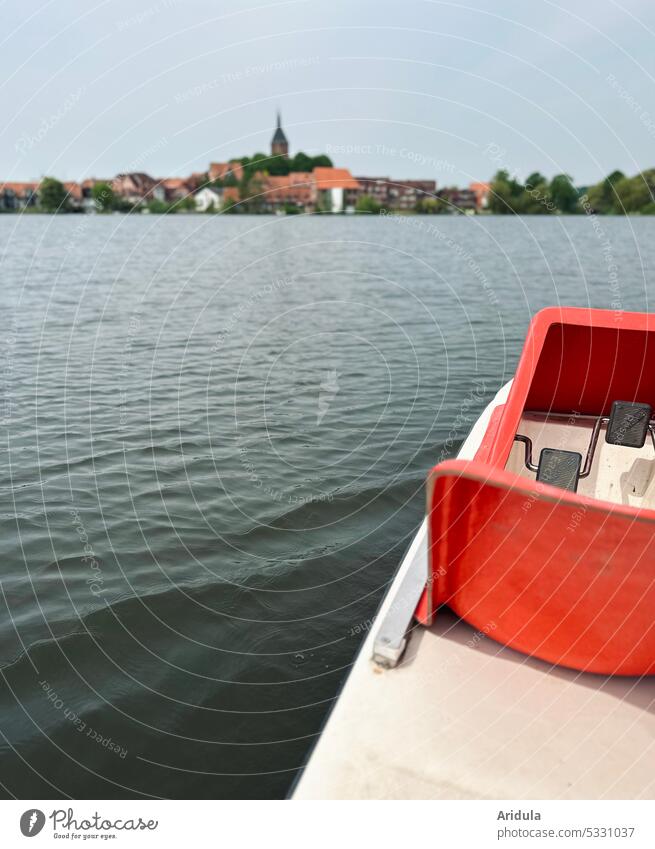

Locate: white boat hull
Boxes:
[293,382,655,799]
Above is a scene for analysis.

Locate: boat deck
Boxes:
[295,580,655,799]
[294,382,655,799]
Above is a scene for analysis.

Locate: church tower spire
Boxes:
[271,111,289,158]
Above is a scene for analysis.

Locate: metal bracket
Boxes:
[515,413,606,479]
[372,520,428,668]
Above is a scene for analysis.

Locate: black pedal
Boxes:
[605,401,652,448]
[536,448,582,492]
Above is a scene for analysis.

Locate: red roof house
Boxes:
[312,167,359,212]
[209,160,244,183]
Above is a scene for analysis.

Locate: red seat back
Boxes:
[416,459,655,675]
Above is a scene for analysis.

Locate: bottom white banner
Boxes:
[0,800,653,848]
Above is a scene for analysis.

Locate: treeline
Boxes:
[210,152,333,188]
[489,168,655,215]
[16,177,197,215]
[237,151,332,182]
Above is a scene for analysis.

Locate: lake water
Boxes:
[0,213,653,798]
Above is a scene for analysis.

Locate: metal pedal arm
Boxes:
[514,412,655,480]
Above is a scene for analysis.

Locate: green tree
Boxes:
[266,155,290,176]
[112,196,133,213]
[179,195,196,212]
[584,183,606,214]
[240,173,266,212]
[286,152,334,171]
[91,181,114,212]
[222,197,239,214]
[310,154,333,168]
[549,174,579,213]
[39,177,68,212]
[612,171,655,213]
[240,153,269,182]
[415,197,447,214]
[147,199,167,213]
[522,172,554,214]
[588,169,625,213]
[487,170,525,214]
[584,169,655,214]
[355,194,382,214]
[291,152,313,172]
[525,172,547,190]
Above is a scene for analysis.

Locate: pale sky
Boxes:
[3,0,655,186]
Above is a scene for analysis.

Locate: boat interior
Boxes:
[496,309,655,508]
[413,309,655,676]
[506,408,655,508]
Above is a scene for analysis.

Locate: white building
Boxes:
[195,186,223,212]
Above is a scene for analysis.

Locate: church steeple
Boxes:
[271,111,289,158]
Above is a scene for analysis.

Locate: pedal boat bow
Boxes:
[293,307,655,800]
[415,306,655,676]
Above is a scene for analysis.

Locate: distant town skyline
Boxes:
[3,0,655,185]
